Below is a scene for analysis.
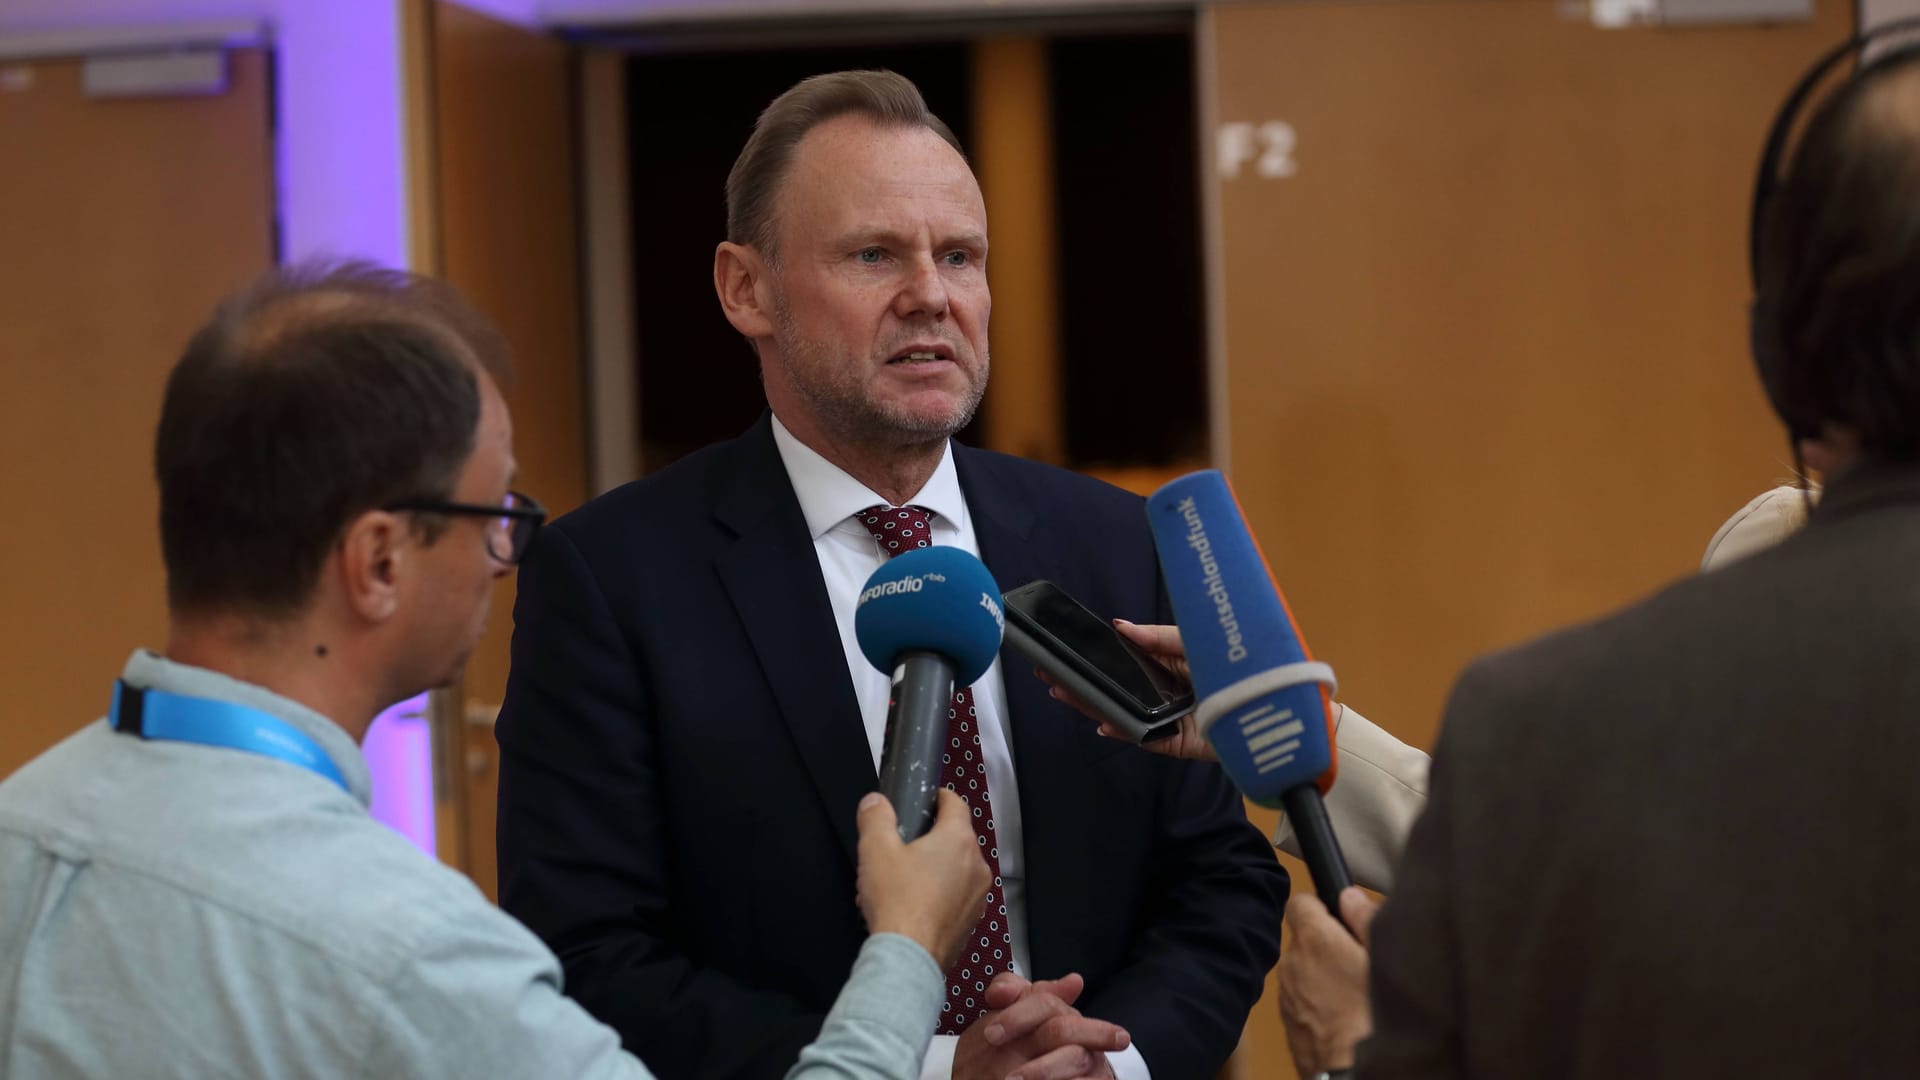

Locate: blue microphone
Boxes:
[1145,470,1355,920]
[855,546,1005,840]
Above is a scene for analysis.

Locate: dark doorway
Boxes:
[625,44,976,469]
[1051,31,1208,468]
[621,28,1206,474]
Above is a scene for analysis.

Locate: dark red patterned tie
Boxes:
[856,504,1013,1035]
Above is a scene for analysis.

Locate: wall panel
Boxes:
[0,49,273,776]
[431,0,586,893]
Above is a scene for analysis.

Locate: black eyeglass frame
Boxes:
[383,490,547,564]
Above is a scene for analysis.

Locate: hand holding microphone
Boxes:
[1278,887,1380,1075]
[855,788,992,970]
[853,548,1131,1076]
[850,546,1000,967]
[1144,470,1357,926]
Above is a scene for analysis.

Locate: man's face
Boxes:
[404,371,516,690]
[760,115,991,448]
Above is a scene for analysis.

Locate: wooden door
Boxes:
[0,48,274,777]
[423,0,586,895]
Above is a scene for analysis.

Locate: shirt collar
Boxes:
[1810,457,1920,529]
[769,413,970,539]
[118,649,374,807]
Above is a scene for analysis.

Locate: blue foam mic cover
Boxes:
[1145,470,1337,809]
[855,546,1006,684]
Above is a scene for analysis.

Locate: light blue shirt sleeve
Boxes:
[361,904,653,1079]
[364,910,945,1080]
[786,933,947,1080]
[920,1034,1153,1079]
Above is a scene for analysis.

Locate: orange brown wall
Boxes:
[0,49,274,778]
[1202,2,1851,1074]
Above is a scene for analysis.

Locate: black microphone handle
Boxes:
[878,650,956,841]
[1281,783,1358,933]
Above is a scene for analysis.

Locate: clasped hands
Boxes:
[953,971,1130,1080]
[854,792,1129,1080]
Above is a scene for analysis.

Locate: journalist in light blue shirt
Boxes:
[0,651,948,1079]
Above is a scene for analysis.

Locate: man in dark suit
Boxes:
[1283,40,1920,1080]
[493,70,1287,1080]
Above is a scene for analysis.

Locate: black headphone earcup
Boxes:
[1749,297,1775,396]
[1745,17,1920,447]
[1750,295,1818,443]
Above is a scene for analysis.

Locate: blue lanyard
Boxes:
[109,680,350,794]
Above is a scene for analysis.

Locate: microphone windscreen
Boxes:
[855,546,1005,685]
[1146,470,1335,806]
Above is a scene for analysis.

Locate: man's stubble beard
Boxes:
[771,291,989,451]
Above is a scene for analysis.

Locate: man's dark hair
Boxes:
[155,258,512,618]
[726,69,966,260]
[1755,46,1920,458]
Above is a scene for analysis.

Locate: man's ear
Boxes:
[715,241,777,340]
[337,510,405,624]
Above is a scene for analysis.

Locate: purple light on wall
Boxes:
[10,2,438,848]
[275,2,409,267]
[364,693,437,855]
[275,3,427,848]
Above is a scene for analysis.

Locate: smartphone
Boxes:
[1001,579,1195,743]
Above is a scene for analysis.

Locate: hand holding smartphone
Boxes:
[1001,580,1195,743]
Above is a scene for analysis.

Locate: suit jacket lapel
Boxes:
[712,415,874,868]
[957,448,1093,972]
[956,448,1050,739]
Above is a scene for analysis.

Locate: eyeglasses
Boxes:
[384,490,547,564]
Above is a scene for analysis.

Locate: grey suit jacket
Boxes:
[1361,460,1920,1079]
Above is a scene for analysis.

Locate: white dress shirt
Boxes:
[770,416,1151,1080]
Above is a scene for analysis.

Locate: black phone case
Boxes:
[1001,584,1193,743]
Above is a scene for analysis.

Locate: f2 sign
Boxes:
[1218,121,1298,180]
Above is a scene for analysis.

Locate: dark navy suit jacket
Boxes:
[495,415,1288,1079]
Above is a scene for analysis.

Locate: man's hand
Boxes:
[1277,886,1380,1075]
[855,789,990,969]
[953,971,1130,1080]
[1036,620,1216,762]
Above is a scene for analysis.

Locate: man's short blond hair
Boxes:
[725,70,966,259]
